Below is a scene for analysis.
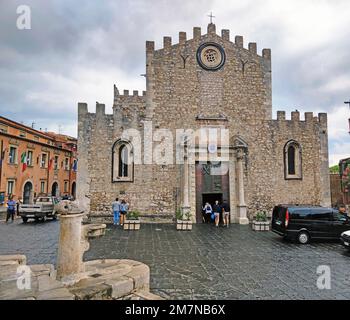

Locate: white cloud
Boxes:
[328,105,349,138]
[0,0,349,164]
[320,75,350,93]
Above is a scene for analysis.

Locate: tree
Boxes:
[329,164,339,174]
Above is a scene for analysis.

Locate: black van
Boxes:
[271,205,350,244]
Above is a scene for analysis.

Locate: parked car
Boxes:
[271,205,350,244]
[341,230,350,250]
[19,196,60,223]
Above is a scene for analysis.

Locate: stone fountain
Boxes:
[0,201,163,300]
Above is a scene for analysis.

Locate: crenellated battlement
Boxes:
[78,102,110,116]
[118,89,146,98]
[273,110,327,127]
[146,23,271,60]
[110,84,146,107]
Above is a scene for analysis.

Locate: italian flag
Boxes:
[21,152,27,172]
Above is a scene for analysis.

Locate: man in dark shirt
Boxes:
[222,200,230,227]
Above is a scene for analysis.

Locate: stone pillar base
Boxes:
[235,205,249,225]
[235,217,249,225]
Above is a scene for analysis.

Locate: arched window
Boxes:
[112,140,133,182]
[284,140,302,180]
[118,145,128,177]
[287,145,296,175]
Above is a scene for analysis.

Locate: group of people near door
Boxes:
[111,197,129,226]
[203,200,230,227]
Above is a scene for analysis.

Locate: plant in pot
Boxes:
[176,208,192,231]
[252,211,270,231]
[123,210,141,230]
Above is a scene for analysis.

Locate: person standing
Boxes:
[212,200,221,227]
[6,195,16,223]
[120,199,129,226]
[112,197,121,225]
[16,197,22,218]
[338,204,348,217]
[222,200,230,227]
[202,202,212,223]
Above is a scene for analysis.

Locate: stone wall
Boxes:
[77,23,331,222]
[330,173,343,207]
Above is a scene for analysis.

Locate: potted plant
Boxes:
[123,210,141,230]
[252,211,270,231]
[176,208,192,231]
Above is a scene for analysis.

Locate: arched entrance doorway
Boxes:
[23,181,33,204]
[71,182,76,200]
[51,182,59,197]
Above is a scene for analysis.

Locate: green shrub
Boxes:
[175,208,183,220]
[255,211,268,222]
[127,210,140,220]
[175,208,191,221]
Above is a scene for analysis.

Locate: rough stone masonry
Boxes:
[77,23,331,224]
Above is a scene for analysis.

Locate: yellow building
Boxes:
[0,116,77,205]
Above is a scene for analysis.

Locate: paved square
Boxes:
[85,224,350,300]
[1,221,350,299]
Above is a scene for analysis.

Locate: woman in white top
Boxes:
[202,202,212,223]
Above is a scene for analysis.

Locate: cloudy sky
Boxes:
[0,0,349,165]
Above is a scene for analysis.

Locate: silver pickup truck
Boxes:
[19,196,59,223]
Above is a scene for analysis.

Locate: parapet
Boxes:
[221,29,230,41]
[113,86,147,109]
[146,40,155,54]
[193,27,201,39]
[262,49,271,60]
[146,23,270,60]
[235,35,243,48]
[275,111,328,126]
[179,31,186,44]
[207,23,216,34]
[78,102,88,115]
[96,102,105,115]
[77,102,109,119]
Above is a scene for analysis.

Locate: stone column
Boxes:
[228,157,236,224]
[181,142,191,217]
[56,213,85,280]
[235,148,249,225]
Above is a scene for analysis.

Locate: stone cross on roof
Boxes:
[208,12,215,24]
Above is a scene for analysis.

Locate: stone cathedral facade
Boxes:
[77,23,331,224]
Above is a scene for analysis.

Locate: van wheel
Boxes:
[297,231,310,244]
[22,217,28,223]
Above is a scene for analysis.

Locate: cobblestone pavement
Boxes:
[1,221,350,299]
[85,224,350,300]
[0,219,59,265]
